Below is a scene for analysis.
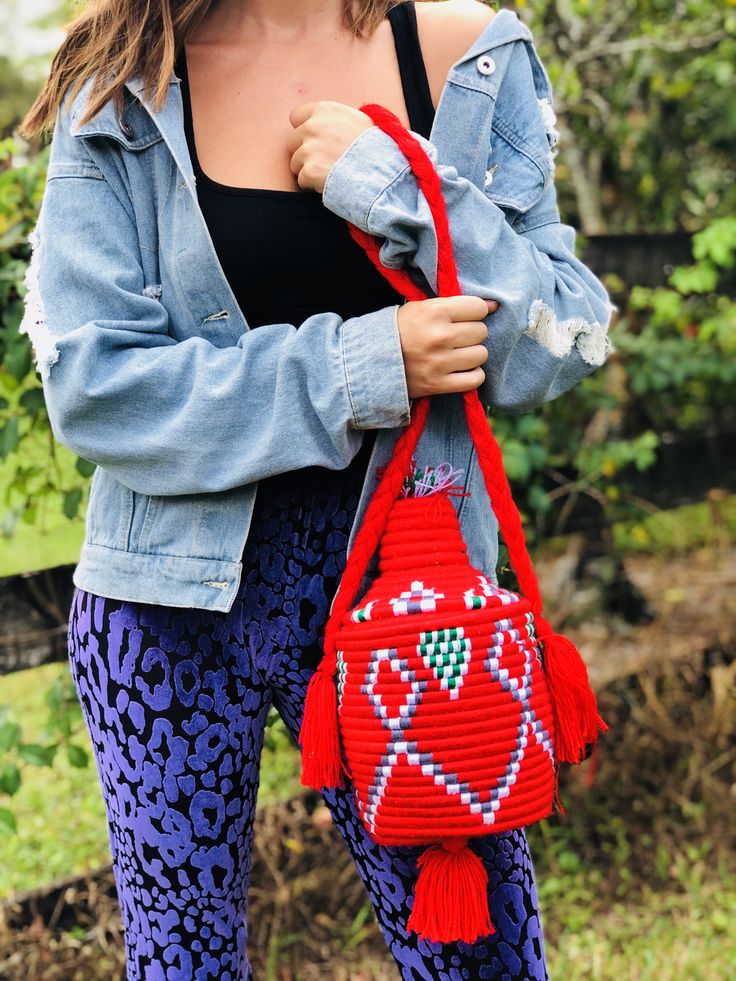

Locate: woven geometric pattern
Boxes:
[335,492,556,848]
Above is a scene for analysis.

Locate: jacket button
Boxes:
[476,55,496,76]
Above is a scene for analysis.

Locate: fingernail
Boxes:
[486,299,498,312]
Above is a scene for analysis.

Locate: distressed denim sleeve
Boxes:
[321,54,615,414]
[20,118,410,498]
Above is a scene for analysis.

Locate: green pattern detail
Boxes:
[419,629,470,688]
[336,651,347,698]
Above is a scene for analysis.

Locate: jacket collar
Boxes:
[68,72,195,190]
[67,7,532,185]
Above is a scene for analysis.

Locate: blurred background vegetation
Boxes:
[0,1,734,978]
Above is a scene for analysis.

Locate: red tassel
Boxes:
[406,837,495,944]
[539,628,608,765]
[298,667,347,790]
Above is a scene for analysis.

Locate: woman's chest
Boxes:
[181,27,421,192]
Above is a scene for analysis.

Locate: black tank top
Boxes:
[176,1,435,496]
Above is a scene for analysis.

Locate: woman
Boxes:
[19,0,614,977]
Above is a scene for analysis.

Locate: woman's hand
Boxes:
[397,296,498,399]
[288,101,374,193]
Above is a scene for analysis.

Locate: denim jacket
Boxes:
[20,8,614,613]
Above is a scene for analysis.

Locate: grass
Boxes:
[545,872,736,980]
[0,662,303,899]
[0,663,109,897]
[532,810,736,979]
[0,517,84,578]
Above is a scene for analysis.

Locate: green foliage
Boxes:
[0,672,89,840]
[615,216,736,432]
[612,493,736,555]
[520,0,736,232]
[495,217,736,546]
[0,136,94,548]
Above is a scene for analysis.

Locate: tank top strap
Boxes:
[386,1,436,140]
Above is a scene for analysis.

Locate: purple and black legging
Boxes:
[66,460,549,980]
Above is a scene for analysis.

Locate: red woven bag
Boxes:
[298,104,608,944]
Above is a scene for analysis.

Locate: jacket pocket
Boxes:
[482,115,550,216]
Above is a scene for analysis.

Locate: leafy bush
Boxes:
[523,0,736,233]
[0,138,94,543]
[0,672,88,837]
[495,216,736,546]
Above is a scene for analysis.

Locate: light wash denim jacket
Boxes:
[21,8,614,613]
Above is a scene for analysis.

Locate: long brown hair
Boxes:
[18,0,405,142]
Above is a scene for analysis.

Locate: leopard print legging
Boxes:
[66,471,549,980]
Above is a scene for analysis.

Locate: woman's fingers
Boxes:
[442,366,487,394]
[444,343,489,373]
[443,320,490,348]
[435,294,498,321]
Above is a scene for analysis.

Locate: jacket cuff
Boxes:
[323,125,420,228]
[340,303,410,429]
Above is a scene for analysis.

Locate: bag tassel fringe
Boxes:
[299,657,348,790]
[406,837,495,944]
[535,617,609,765]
